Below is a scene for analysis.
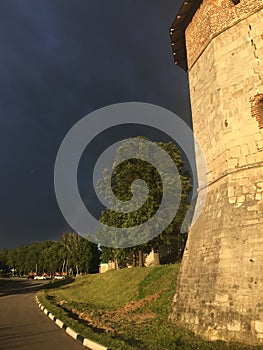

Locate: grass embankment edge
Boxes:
[37,265,263,350]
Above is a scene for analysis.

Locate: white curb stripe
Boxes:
[48,313,55,321]
[83,338,108,350]
[66,327,79,339]
[55,318,64,329]
[36,295,109,350]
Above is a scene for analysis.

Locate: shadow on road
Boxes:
[42,277,74,290]
[0,277,75,298]
[0,279,46,298]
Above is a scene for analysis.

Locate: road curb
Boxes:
[35,295,109,350]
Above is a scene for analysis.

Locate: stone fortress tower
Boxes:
[169,0,263,345]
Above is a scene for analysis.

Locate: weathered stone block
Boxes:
[255,321,263,333]
[227,321,241,332]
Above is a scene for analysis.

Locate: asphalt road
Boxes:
[0,278,85,350]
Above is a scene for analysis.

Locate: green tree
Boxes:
[59,233,100,274]
[1,234,100,276]
[0,249,9,274]
[97,138,192,266]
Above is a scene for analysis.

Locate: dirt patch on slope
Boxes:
[68,289,166,334]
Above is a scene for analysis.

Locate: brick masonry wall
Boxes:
[170,1,263,345]
[186,0,263,70]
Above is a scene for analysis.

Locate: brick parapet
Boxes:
[186,0,263,70]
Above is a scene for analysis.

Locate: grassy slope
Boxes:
[38,265,263,350]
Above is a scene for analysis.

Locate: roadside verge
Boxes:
[35,295,109,350]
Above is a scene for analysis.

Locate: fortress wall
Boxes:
[170,2,263,344]
[188,6,263,184]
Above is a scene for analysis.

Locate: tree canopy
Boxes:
[97,137,192,266]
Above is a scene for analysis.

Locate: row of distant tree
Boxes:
[0,233,100,276]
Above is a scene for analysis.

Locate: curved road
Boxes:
[0,278,85,350]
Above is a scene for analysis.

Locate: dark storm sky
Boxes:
[0,0,191,249]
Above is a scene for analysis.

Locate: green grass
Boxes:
[38,265,263,350]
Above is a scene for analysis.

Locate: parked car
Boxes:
[54,275,65,280]
[34,275,46,280]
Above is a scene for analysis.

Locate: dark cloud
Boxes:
[0,0,191,248]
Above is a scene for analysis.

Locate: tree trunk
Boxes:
[132,252,137,267]
[62,259,66,274]
[138,250,144,267]
[153,252,160,266]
